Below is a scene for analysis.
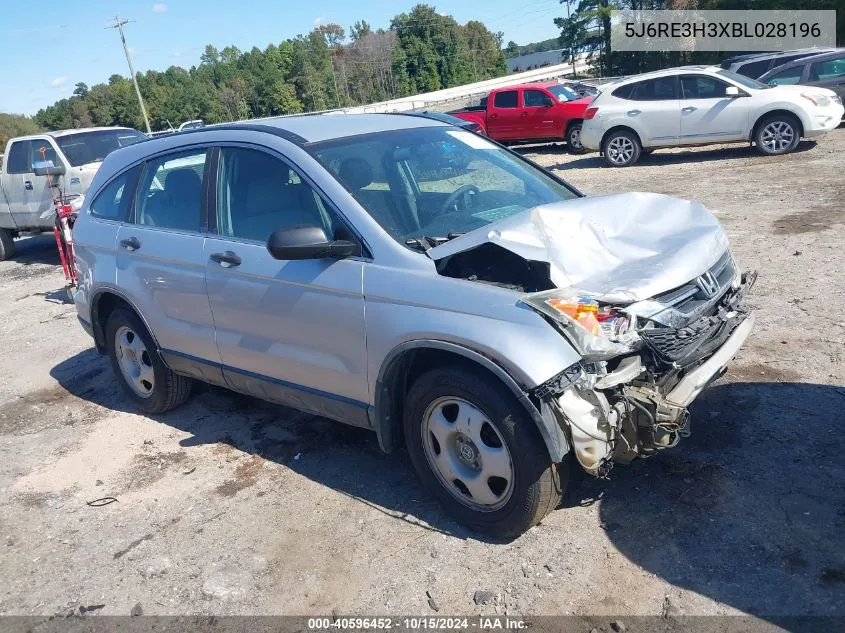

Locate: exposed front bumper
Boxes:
[665,312,754,407]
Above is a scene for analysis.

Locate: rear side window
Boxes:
[736,59,772,78]
[611,83,635,99]
[766,65,804,86]
[809,56,845,81]
[6,141,30,174]
[493,90,518,108]
[135,150,207,232]
[630,77,678,101]
[90,167,140,220]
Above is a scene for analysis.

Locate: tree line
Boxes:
[556,0,844,78]
[28,4,505,133]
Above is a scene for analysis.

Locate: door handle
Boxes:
[520,112,528,117]
[119,237,141,251]
[24,180,33,190]
[626,109,641,116]
[489,113,498,119]
[210,251,242,267]
[682,106,697,113]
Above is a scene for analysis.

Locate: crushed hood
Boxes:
[428,192,729,303]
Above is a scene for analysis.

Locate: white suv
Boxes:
[580,65,844,167]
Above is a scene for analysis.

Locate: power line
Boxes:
[106,16,151,133]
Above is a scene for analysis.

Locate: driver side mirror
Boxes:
[33,163,65,177]
[725,86,742,97]
[266,225,359,261]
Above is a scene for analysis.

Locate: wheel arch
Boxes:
[372,340,569,462]
[750,108,805,141]
[90,288,162,357]
[600,125,643,152]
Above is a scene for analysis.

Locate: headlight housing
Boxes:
[522,290,641,361]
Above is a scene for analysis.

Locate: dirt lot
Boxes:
[1,129,844,622]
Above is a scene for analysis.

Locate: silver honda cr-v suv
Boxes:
[72,114,755,538]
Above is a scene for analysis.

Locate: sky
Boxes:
[0,0,564,115]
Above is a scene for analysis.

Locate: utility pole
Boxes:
[107,16,151,133]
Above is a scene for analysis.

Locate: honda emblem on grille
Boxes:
[696,271,720,298]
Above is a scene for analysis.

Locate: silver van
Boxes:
[72,114,755,537]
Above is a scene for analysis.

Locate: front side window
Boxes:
[681,75,733,99]
[5,141,30,174]
[766,66,804,86]
[631,77,678,101]
[135,150,206,231]
[30,140,59,170]
[56,129,146,167]
[310,127,579,248]
[809,57,845,81]
[523,89,551,107]
[216,147,335,242]
[493,90,518,108]
[90,167,140,220]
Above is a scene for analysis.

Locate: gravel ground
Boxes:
[1,129,843,623]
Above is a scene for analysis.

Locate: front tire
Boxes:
[404,366,565,538]
[105,307,193,414]
[602,129,641,167]
[0,228,15,261]
[566,121,585,154]
[755,113,800,155]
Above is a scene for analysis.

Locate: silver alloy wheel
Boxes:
[115,325,155,398]
[421,396,514,511]
[606,135,635,165]
[760,120,795,153]
[569,127,582,150]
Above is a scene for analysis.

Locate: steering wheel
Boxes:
[440,185,480,214]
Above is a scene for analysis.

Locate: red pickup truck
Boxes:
[450,82,593,152]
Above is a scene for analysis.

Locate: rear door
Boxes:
[521,88,560,140]
[487,90,521,140]
[807,55,845,100]
[203,145,369,424]
[624,77,681,146]
[114,147,222,374]
[678,74,750,144]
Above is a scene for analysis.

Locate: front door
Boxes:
[204,146,369,425]
[114,147,221,375]
[521,88,560,140]
[22,138,64,229]
[678,75,750,144]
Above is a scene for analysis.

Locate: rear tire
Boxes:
[754,113,801,156]
[404,365,566,539]
[566,121,585,154]
[105,307,193,414]
[0,228,15,261]
[602,129,641,167]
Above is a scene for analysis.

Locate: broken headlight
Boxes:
[522,291,641,361]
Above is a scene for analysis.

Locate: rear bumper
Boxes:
[580,124,603,151]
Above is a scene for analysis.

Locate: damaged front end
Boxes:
[526,261,756,477]
[428,192,758,477]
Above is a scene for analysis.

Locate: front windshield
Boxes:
[716,69,770,90]
[56,129,147,167]
[310,127,579,248]
[547,84,580,102]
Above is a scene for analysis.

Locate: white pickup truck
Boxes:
[0,127,146,260]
